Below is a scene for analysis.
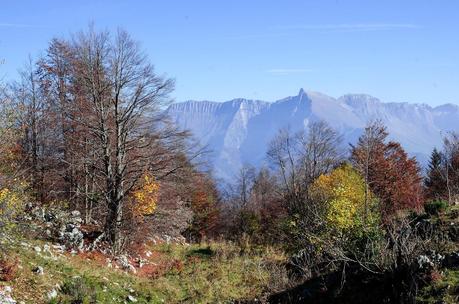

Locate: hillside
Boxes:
[0,208,288,303]
[1,204,457,303]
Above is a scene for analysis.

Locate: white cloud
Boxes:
[272,23,422,32]
[0,23,43,28]
[267,68,314,75]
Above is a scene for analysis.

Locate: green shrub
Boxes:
[60,276,97,303]
[424,200,449,216]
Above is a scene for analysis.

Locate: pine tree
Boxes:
[424,148,447,201]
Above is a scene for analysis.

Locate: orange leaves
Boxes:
[188,174,220,239]
[132,174,159,216]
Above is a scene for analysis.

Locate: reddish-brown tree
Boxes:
[351,122,424,220]
[186,173,220,241]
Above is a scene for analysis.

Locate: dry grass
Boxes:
[0,238,288,303]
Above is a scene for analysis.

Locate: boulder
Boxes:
[0,286,16,304]
[47,289,58,300]
[117,255,137,273]
[33,266,44,275]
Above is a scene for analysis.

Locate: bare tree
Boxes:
[70,28,175,250]
[296,120,343,186]
[234,164,256,209]
[350,120,387,223]
[267,120,343,214]
[442,131,459,204]
[267,121,343,261]
[267,128,300,207]
[12,57,49,201]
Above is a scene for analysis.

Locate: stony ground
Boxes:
[0,235,286,303]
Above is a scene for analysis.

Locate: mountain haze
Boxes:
[166,89,459,180]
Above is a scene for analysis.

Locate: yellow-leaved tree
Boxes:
[0,97,27,235]
[132,174,160,216]
[0,187,24,227]
[310,163,379,235]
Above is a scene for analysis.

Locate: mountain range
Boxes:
[166,89,459,181]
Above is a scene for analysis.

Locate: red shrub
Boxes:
[0,257,18,281]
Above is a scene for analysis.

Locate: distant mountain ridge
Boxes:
[166,89,459,180]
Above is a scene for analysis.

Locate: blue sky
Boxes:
[0,0,458,105]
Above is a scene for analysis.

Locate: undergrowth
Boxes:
[0,237,287,303]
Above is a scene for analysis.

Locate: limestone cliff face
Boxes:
[167,89,459,180]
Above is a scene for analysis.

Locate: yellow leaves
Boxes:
[311,164,379,233]
[132,174,159,216]
[0,187,24,232]
[0,188,21,214]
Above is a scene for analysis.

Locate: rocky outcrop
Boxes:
[29,207,85,250]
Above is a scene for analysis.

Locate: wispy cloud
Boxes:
[272,23,422,32]
[228,32,291,40]
[267,68,314,75]
[230,23,421,40]
[0,23,45,29]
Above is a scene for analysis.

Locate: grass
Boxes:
[417,269,459,304]
[416,204,459,304]
[0,237,287,303]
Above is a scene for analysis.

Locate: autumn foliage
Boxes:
[351,122,424,219]
[186,174,220,241]
[132,174,160,216]
[311,164,379,233]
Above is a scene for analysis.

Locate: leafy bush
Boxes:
[0,185,26,235]
[310,163,380,234]
[424,200,449,216]
[0,255,18,281]
[59,276,96,303]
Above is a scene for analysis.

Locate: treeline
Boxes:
[0,27,219,252]
[219,119,458,299]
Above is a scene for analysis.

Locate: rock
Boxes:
[33,246,42,253]
[52,244,65,252]
[0,286,16,304]
[44,210,56,222]
[418,255,433,269]
[47,289,58,300]
[137,258,146,268]
[34,206,84,250]
[417,252,444,269]
[60,227,84,250]
[117,255,137,273]
[70,210,81,217]
[33,266,44,275]
[127,295,138,302]
[165,235,171,244]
